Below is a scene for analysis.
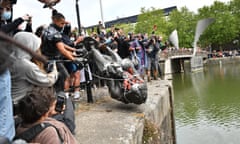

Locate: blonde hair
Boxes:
[31,48,46,72]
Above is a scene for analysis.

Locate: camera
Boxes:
[27,16,32,23]
[55,91,66,113]
[45,60,55,73]
[41,0,60,8]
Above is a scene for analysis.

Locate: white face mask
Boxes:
[70,37,75,41]
[1,10,11,21]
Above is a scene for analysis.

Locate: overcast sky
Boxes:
[13,0,231,31]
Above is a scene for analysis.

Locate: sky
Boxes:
[13,0,231,31]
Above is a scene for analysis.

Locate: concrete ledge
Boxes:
[205,56,240,65]
[74,80,174,144]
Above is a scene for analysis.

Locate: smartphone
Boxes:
[46,61,55,73]
[55,93,66,113]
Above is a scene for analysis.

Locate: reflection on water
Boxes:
[173,63,240,144]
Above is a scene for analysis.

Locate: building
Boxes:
[85,6,177,29]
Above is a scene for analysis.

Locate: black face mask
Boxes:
[52,24,63,32]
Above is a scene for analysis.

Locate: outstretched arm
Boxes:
[56,42,75,60]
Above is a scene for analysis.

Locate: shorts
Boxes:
[147,57,158,71]
[64,62,79,74]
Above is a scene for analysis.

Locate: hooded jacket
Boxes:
[9,32,58,104]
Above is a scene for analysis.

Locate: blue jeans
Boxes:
[0,70,15,141]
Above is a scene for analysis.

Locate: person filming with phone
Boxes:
[15,86,78,144]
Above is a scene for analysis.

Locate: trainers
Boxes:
[65,92,69,99]
[73,91,81,101]
[74,91,80,98]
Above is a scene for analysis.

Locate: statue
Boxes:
[77,37,148,104]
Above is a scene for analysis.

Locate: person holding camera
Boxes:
[145,35,161,82]
[114,28,131,59]
[0,1,32,35]
[15,86,78,144]
[50,91,76,134]
[9,32,58,111]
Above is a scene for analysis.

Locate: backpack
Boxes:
[14,122,64,144]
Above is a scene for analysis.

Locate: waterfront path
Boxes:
[74,79,174,144]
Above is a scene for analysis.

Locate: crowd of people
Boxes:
[0,0,164,143]
[0,1,78,144]
[92,22,165,82]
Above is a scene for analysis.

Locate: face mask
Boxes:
[53,24,63,32]
[70,37,75,41]
[1,11,12,21]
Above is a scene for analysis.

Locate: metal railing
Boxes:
[159,49,208,60]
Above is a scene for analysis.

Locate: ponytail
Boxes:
[51,9,65,20]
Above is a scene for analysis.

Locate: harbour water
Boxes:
[173,63,240,144]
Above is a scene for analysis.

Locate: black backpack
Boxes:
[14,122,64,144]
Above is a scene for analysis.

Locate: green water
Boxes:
[173,63,240,144]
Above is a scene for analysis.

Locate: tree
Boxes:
[230,0,240,21]
[114,23,135,35]
[135,7,168,38]
[197,1,239,50]
[229,0,240,47]
[167,7,197,48]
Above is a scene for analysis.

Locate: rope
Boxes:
[83,67,144,87]
[85,67,146,87]
[83,67,125,81]
[91,72,125,81]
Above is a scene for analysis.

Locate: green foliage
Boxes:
[230,0,240,19]
[134,0,240,50]
[167,7,197,48]
[142,119,160,144]
[135,7,168,38]
[229,0,240,46]
[84,0,240,50]
[114,23,135,35]
[197,1,239,49]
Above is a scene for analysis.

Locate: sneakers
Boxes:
[72,91,81,102]
[65,92,69,99]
